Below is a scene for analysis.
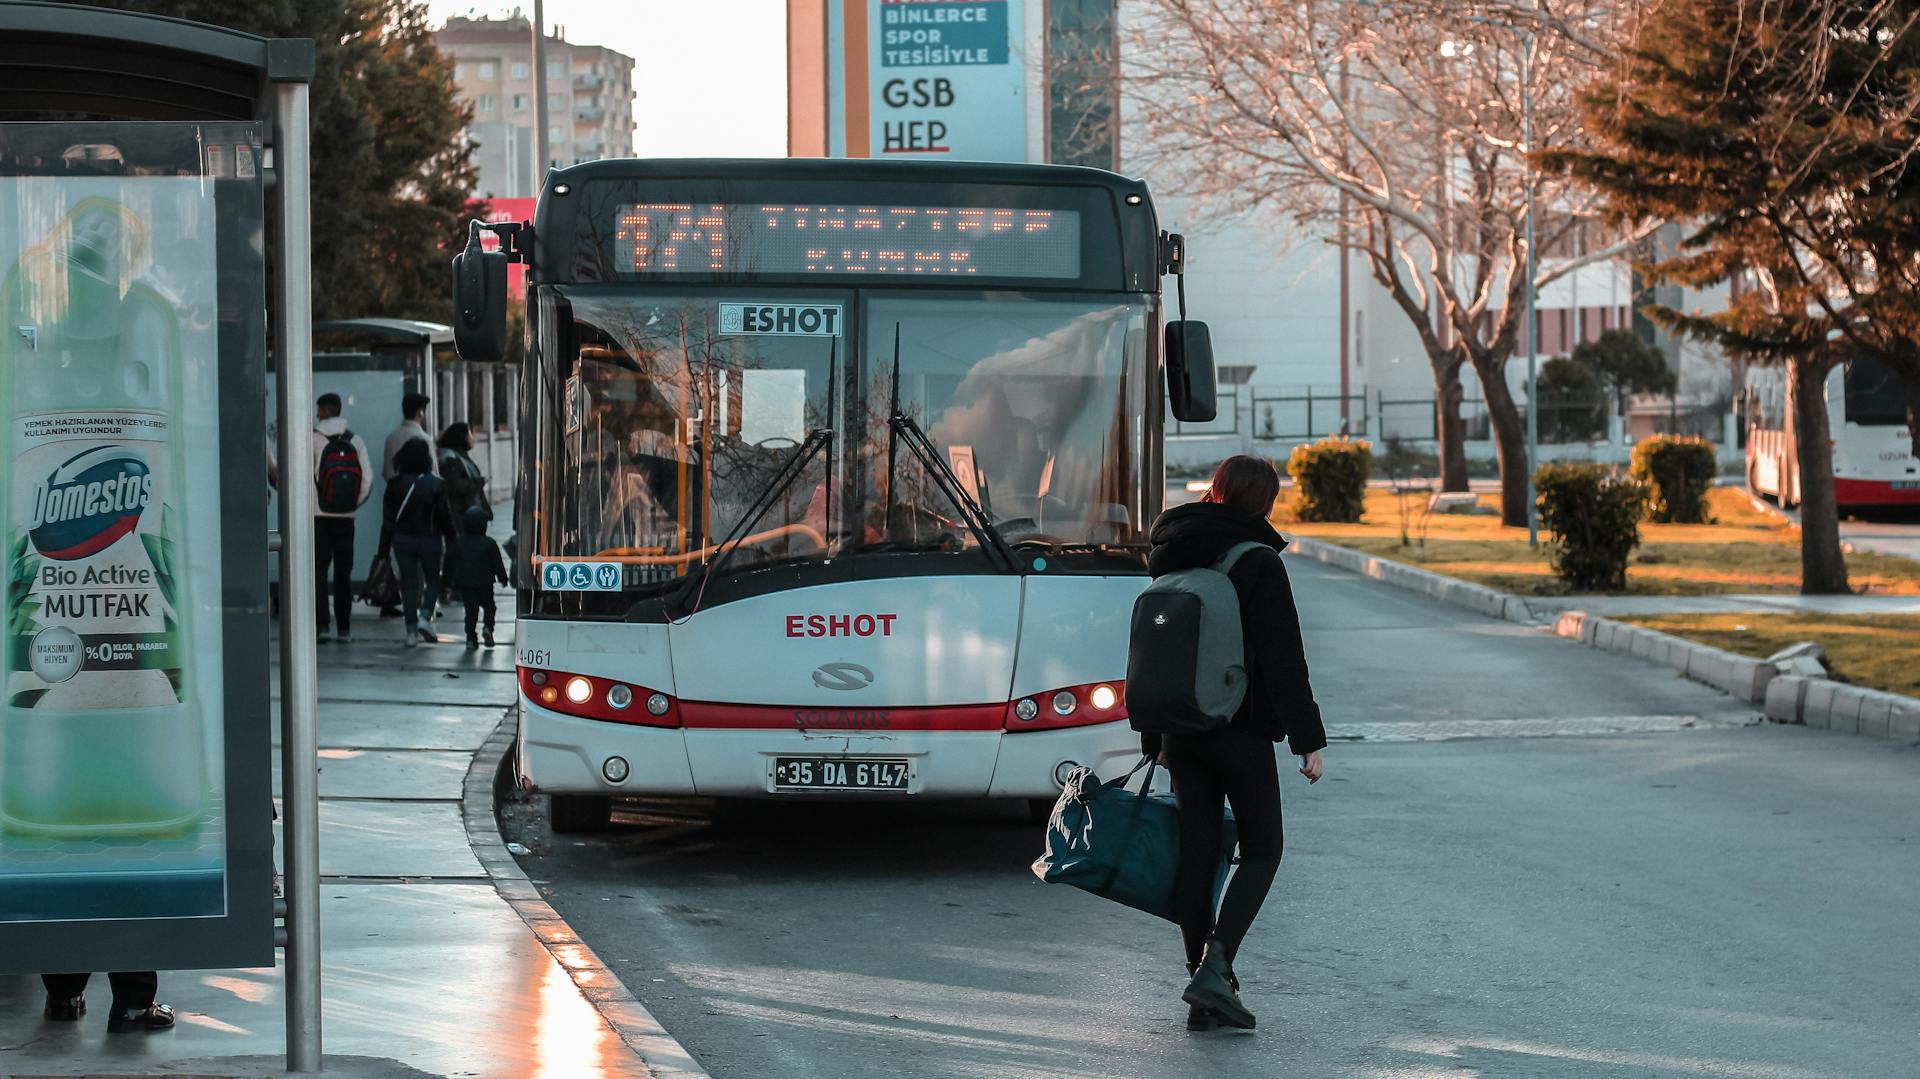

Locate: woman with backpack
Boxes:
[379,438,457,646]
[436,421,489,518]
[1142,454,1326,1032]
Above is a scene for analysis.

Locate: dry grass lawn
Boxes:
[1617,613,1920,699]
[1278,486,1920,596]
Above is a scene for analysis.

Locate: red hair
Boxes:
[1202,455,1281,518]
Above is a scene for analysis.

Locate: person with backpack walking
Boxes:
[1127,454,1326,1032]
[436,421,489,518]
[379,438,457,646]
[449,505,509,650]
[313,393,372,642]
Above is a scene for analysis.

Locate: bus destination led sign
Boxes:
[613,203,1080,279]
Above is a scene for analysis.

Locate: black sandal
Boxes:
[107,1003,175,1032]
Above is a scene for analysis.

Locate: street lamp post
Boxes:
[1522,29,1539,548]
[532,0,549,193]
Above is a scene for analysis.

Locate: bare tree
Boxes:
[1126,0,1656,525]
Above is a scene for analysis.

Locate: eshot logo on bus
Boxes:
[718,302,842,337]
[27,446,155,560]
[785,613,898,638]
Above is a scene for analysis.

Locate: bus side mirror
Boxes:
[451,221,508,363]
[1166,320,1217,423]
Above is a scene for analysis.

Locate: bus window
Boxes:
[1844,356,1908,426]
[866,297,1148,552]
[552,291,841,585]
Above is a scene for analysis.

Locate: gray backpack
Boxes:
[1126,542,1264,735]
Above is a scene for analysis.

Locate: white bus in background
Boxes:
[1745,356,1919,512]
[451,159,1220,832]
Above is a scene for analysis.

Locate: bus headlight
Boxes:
[606,684,633,710]
[1051,690,1077,716]
[564,676,594,705]
[1089,684,1117,711]
[602,756,630,783]
[646,692,671,716]
[1014,698,1039,722]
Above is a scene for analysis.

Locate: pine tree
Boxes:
[43,0,478,322]
[1548,0,1920,593]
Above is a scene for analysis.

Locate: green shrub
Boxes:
[1534,462,1646,591]
[1288,438,1372,522]
[1630,435,1718,524]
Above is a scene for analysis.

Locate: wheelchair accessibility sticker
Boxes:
[540,561,623,591]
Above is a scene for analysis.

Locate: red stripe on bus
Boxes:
[1834,477,1920,506]
[678,701,1007,731]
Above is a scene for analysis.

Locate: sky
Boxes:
[425,0,790,157]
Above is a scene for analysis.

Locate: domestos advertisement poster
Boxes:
[0,171,231,924]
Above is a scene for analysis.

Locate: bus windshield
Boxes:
[541,289,1149,607]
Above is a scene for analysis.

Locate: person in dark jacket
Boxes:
[379,438,457,646]
[1143,454,1327,1032]
[436,421,489,519]
[449,505,509,650]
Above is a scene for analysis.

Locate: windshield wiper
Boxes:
[883,324,1019,574]
[652,425,833,619]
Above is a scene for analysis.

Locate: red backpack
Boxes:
[316,431,363,514]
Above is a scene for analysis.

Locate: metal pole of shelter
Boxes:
[1522,30,1540,548]
[272,78,324,1074]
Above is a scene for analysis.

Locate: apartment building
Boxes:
[436,13,636,199]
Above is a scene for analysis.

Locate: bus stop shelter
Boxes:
[0,2,325,1071]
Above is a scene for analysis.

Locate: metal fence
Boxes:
[1249,389,1370,441]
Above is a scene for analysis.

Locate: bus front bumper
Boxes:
[517,699,1139,799]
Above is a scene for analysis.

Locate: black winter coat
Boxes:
[1140,501,1327,758]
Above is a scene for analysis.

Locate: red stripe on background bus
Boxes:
[785,613,899,638]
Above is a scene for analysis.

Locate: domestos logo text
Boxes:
[26,446,155,560]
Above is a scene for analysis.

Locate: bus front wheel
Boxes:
[550,794,613,834]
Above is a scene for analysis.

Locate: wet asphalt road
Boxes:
[501,554,1920,1079]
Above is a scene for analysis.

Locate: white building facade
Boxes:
[436,14,637,200]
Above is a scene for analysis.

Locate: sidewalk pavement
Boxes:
[0,570,660,1077]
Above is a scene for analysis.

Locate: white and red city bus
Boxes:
[471,160,1211,831]
[1745,356,1920,511]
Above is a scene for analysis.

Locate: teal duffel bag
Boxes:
[1031,756,1238,922]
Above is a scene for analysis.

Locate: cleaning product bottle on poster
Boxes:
[0,195,204,837]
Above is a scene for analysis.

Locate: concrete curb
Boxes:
[1548,610,1776,704]
[1289,533,1920,741]
[1760,674,1920,741]
[461,710,712,1079]
[1287,535,1541,626]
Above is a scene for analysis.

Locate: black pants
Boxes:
[1163,724,1285,970]
[462,586,496,641]
[41,971,156,1011]
[314,516,356,633]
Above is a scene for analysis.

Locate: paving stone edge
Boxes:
[461,709,713,1079]
[1287,534,1920,743]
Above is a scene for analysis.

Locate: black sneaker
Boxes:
[483,631,496,648]
[107,1002,174,1032]
[1182,938,1254,1029]
[466,638,480,651]
[44,994,84,1021]
[1186,1004,1219,1031]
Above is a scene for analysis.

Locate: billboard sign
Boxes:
[0,122,273,972]
[842,0,1028,161]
